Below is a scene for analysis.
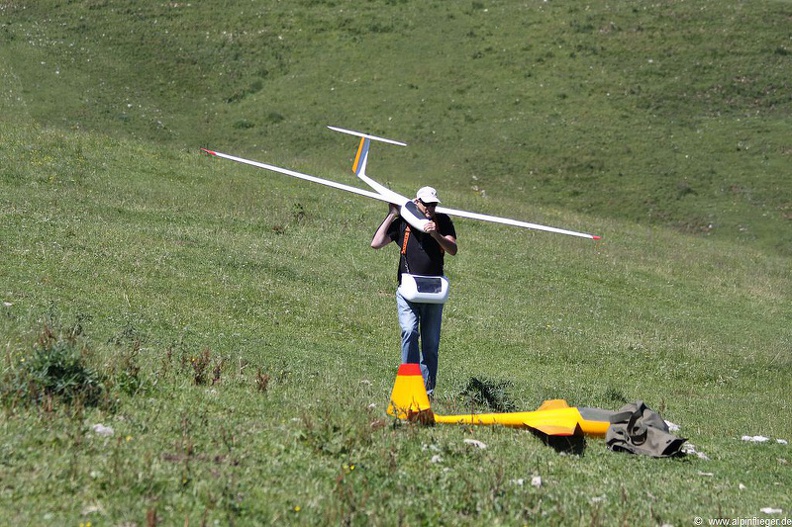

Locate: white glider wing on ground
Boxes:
[201,126,601,240]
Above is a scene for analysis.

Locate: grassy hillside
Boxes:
[2,0,791,253]
[1,1,791,525]
[2,119,790,526]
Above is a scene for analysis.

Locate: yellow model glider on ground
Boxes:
[387,363,615,437]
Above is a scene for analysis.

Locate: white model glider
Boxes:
[201,126,601,240]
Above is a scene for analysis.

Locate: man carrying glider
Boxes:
[371,187,457,397]
[203,126,597,395]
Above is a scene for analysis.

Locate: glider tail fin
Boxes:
[387,363,434,422]
[327,125,407,180]
[353,137,409,206]
[352,136,371,179]
[328,126,409,205]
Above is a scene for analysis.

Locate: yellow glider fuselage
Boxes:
[388,363,614,437]
[432,404,612,437]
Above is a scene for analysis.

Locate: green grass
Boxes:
[2,1,792,525]
[3,0,791,254]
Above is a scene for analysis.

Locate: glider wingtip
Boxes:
[592,235,602,241]
[201,147,217,156]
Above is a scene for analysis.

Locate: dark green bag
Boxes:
[606,401,687,458]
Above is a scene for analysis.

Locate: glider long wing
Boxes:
[202,146,433,231]
[201,148,393,204]
[202,128,601,240]
[436,205,600,240]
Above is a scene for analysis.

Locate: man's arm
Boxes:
[424,221,458,256]
[429,229,457,256]
[371,204,400,249]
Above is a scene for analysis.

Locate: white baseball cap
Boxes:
[416,186,441,204]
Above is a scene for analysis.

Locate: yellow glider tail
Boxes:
[387,363,433,421]
[387,364,614,437]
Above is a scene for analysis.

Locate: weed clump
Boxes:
[188,347,224,386]
[459,377,516,413]
[2,317,106,410]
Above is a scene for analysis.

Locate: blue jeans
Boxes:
[396,290,444,394]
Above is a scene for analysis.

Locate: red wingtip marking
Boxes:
[397,363,423,376]
[201,148,217,156]
[592,235,601,241]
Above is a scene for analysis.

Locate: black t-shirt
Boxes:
[387,214,456,282]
